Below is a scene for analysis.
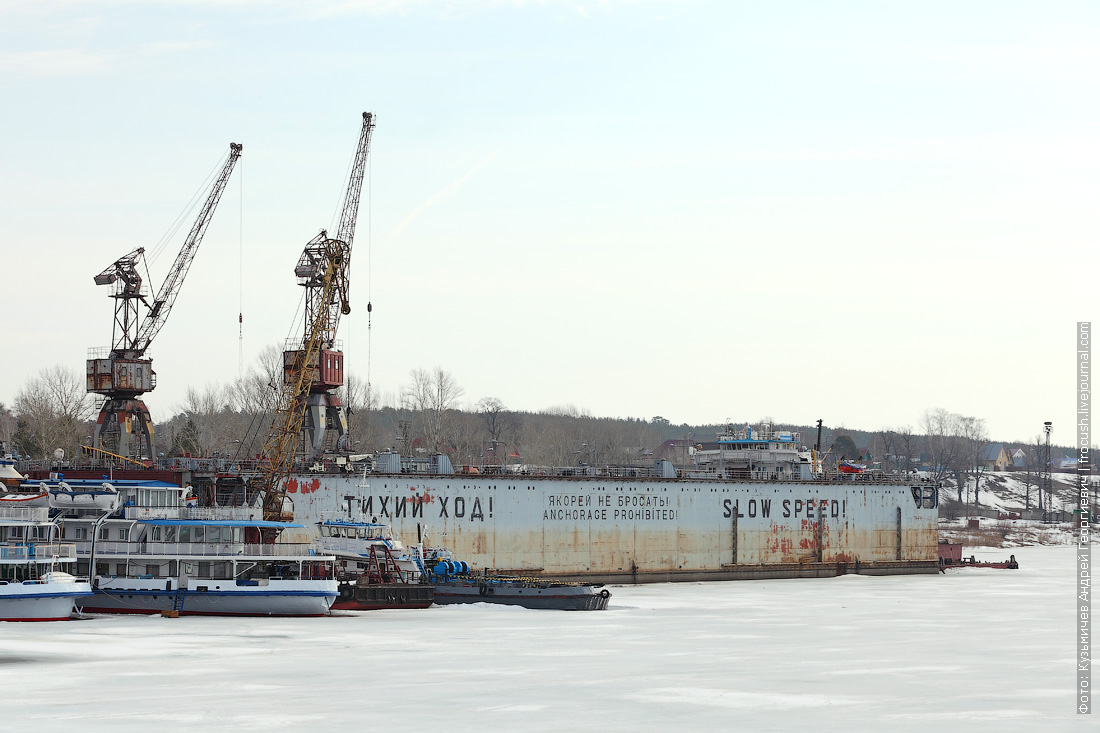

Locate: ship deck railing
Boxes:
[0,506,50,523]
[85,541,325,558]
[0,542,77,562]
[17,458,930,486]
[0,575,90,586]
[121,506,259,521]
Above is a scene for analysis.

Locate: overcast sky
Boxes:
[2,0,1096,444]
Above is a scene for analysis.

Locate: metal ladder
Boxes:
[411,549,427,579]
[172,588,186,613]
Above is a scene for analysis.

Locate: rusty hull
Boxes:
[286,475,940,583]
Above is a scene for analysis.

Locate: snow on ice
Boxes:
[1,545,1088,731]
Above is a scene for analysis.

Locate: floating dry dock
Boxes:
[285,425,940,584]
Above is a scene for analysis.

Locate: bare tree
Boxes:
[879,429,900,473]
[897,426,916,475]
[344,371,382,453]
[955,415,989,513]
[178,384,237,457]
[0,402,16,454]
[233,343,284,415]
[402,367,464,453]
[477,396,518,462]
[13,365,95,460]
[921,408,966,499]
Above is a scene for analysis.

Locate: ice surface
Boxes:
[1,545,1087,731]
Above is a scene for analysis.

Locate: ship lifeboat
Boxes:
[0,489,48,507]
[47,482,121,512]
[838,461,866,474]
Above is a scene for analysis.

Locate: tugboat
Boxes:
[426,554,611,611]
[316,514,433,611]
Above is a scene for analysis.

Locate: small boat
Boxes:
[426,554,610,611]
[838,461,866,474]
[0,505,93,621]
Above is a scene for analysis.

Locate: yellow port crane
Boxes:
[253,112,375,522]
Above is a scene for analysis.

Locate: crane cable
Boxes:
[147,149,227,267]
[367,145,372,397]
[238,155,244,380]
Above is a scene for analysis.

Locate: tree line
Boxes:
[2,360,1077,513]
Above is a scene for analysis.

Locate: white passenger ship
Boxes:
[44,479,337,616]
[0,504,92,621]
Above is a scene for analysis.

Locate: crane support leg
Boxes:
[93,399,155,461]
[302,393,348,457]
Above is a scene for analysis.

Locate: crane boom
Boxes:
[336,111,374,250]
[132,142,243,357]
[88,142,242,461]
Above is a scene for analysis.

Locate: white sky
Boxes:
[2,0,1097,444]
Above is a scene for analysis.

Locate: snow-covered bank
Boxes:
[1,545,1087,732]
[939,517,1086,547]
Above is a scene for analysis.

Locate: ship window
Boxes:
[232,528,243,543]
[115,563,127,577]
[152,527,162,541]
[178,527,191,543]
[165,527,176,542]
[99,527,108,540]
[320,526,330,537]
[75,527,87,540]
[118,528,128,541]
[192,527,206,543]
[146,564,161,578]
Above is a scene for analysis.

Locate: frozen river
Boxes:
[3,545,1086,731]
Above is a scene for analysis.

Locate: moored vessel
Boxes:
[0,505,92,621]
[44,479,337,617]
[428,558,610,611]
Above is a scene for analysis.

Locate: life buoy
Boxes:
[599,589,610,599]
[478,584,489,597]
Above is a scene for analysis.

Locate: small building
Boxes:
[1011,448,1028,469]
[980,444,1012,472]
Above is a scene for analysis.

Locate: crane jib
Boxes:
[257,113,375,522]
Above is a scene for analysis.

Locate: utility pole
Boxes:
[1040,421,1053,520]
